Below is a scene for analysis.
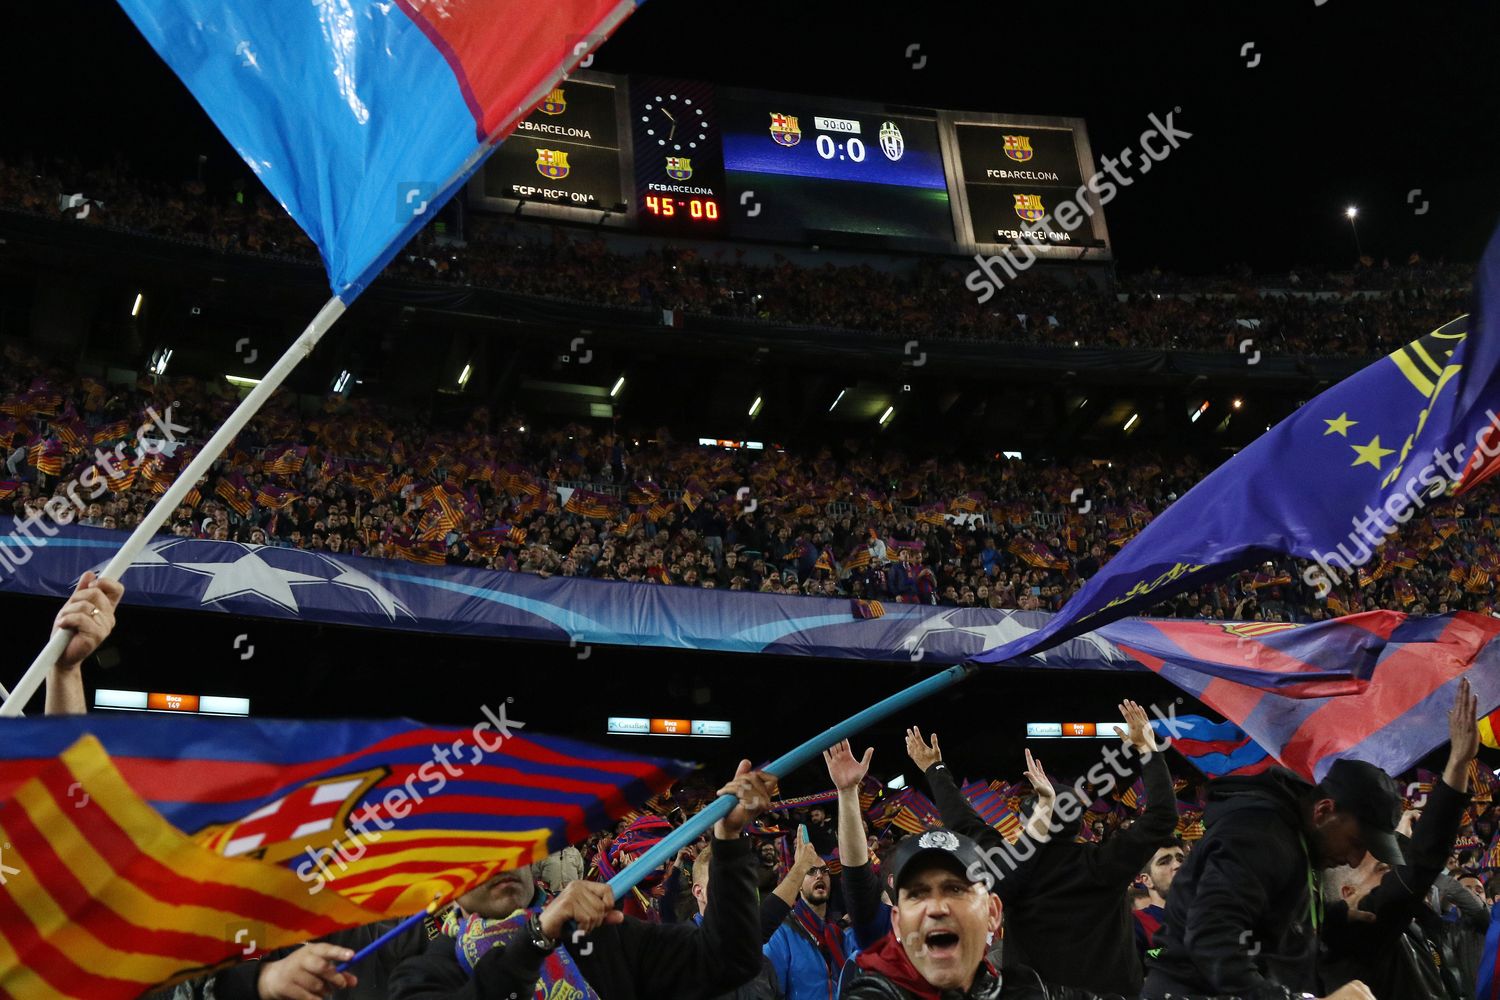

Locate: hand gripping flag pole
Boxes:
[0,296,347,716]
[599,664,974,902]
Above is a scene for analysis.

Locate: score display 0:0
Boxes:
[644,195,720,220]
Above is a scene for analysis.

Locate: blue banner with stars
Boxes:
[974,224,1500,667]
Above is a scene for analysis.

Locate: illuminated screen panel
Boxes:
[480,78,625,213]
[949,120,1107,249]
[628,76,728,232]
[720,89,953,244]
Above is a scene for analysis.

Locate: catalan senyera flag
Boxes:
[886,788,943,836]
[0,715,691,997]
[115,0,642,304]
[215,473,253,518]
[0,736,379,999]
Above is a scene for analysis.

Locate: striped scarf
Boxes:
[441,904,600,998]
[792,897,846,989]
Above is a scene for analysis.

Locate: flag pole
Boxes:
[0,295,348,717]
[601,663,975,902]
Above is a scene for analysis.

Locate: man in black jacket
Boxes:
[389,759,775,999]
[838,829,1101,1000]
[906,700,1177,997]
[1141,745,1406,999]
[1320,679,1480,1000]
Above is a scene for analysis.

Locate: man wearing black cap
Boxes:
[1319,679,1480,999]
[839,829,1103,999]
[1141,726,1409,999]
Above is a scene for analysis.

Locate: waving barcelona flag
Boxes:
[114,0,640,303]
[973,223,1500,668]
[1121,610,1500,781]
[0,714,690,998]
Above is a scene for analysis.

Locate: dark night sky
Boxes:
[5,0,1497,274]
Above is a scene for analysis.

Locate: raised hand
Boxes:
[1024,749,1055,802]
[1113,699,1160,754]
[714,759,778,839]
[824,739,874,791]
[904,726,942,772]
[1444,678,1480,792]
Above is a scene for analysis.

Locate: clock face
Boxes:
[640,93,710,152]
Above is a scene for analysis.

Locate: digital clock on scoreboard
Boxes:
[629,76,727,231]
[719,89,953,245]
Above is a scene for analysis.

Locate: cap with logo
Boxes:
[885,828,991,896]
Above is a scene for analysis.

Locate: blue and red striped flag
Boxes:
[1149,714,1273,778]
[961,780,1022,840]
[1119,610,1500,781]
[115,0,640,303]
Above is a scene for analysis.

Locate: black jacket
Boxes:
[388,834,762,999]
[1142,768,1320,1000]
[926,746,1176,997]
[1321,777,1471,999]
[150,915,436,1000]
[839,957,1105,1000]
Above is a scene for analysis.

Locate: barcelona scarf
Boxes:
[792,897,847,985]
[443,906,600,998]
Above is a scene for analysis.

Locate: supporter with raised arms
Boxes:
[905,700,1177,997]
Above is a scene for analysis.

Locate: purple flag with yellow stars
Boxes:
[974,223,1500,667]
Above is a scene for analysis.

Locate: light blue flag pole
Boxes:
[600,664,974,902]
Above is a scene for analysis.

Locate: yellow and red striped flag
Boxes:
[0,736,378,999]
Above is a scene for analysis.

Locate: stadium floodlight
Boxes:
[1232,398,1244,410]
[1345,206,1358,219]
[828,388,846,412]
[224,374,261,388]
[748,395,763,418]
[610,375,625,397]
[131,292,144,317]
[457,363,472,389]
[1123,412,1139,431]
[879,406,895,426]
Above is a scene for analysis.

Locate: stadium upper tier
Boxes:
[0,151,1473,359]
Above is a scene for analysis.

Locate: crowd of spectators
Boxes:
[4,344,1498,629]
[0,151,1473,358]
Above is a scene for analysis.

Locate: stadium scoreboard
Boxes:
[473,71,1110,259]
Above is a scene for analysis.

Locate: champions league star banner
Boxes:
[0,521,1136,669]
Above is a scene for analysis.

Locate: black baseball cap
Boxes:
[1321,758,1404,866]
[886,828,990,896]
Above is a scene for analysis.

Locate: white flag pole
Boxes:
[0,295,347,716]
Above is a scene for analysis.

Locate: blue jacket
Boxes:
[764,911,861,1000]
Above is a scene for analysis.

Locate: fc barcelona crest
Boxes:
[536,149,571,179]
[769,113,801,147]
[665,157,693,181]
[540,87,567,116]
[1013,193,1045,223]
[1003,134,1034,162]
